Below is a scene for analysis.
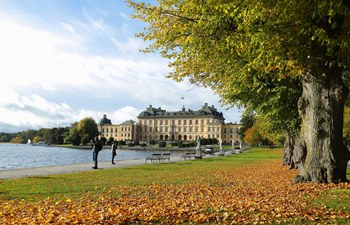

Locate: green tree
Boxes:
[343,106,350,142]
[76,117,99,144]
[239,110,256,140]
[67,127,81,146]
[128,0,350,183]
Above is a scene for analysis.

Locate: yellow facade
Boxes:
[98,104,242,144]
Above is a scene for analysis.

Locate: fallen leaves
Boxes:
[1,159,349,224]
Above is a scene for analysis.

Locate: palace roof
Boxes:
[138,103,225,120]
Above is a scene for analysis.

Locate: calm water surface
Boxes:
[0,144,176,170]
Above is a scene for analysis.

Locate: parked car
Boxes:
[204,145,214,155]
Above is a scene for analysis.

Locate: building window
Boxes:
[150,127,152,132]
[195,127,198,132]
[189,127,192,132]
[201,127,204,132]
[201,119,204,125]
[178,127,182,132]
[160,120,163,125]
[195,119,198,125]
[178,120,181,125]
[184,127,187,132]
[165,127,168,132]
[149,120,152,125]
[224,128,227,133]
[208,127,211,132]
[155,120,158,125]
[189,120,192,125]
[184,120,187,125]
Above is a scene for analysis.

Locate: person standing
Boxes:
[91,136,102,169]
[111,141,118,164]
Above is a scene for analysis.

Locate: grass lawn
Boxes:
[0,148,349,224]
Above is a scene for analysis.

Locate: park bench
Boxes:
[145,153,162,164]
[180,152,196,160]
[160,153,171,162]
[145,153,171,164]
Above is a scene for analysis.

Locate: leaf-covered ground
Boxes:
[1,154,350,224]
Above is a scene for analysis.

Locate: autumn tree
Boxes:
[244,127,263,146]
[128,0,350,183]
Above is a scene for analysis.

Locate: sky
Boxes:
[0,0,242,133]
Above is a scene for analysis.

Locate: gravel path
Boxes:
[0,156,183,180]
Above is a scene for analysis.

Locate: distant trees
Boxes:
[1,117,99,146]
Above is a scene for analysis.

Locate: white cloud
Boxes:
[0,8,241,132]
[110,106,142,124]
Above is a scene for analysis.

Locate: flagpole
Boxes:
[181,96,184,109]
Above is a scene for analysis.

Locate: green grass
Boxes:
[311,168,350,215]
[1,146,349,223]
[0,148,280,202]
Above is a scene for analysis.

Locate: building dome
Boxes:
[99,114,112,125]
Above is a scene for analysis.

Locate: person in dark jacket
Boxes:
[111,141,117,164]
[91,137,102,169]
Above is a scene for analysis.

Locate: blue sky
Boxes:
[0,0,241,133]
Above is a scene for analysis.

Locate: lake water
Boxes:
[0,144,177,170]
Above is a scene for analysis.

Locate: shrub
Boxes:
[119,140,126,145]
[159,141,167,148]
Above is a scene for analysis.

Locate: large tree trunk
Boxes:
[283,133,306,170]
[295,66,349,183]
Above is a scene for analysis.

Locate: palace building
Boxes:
[98,103,242,144]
